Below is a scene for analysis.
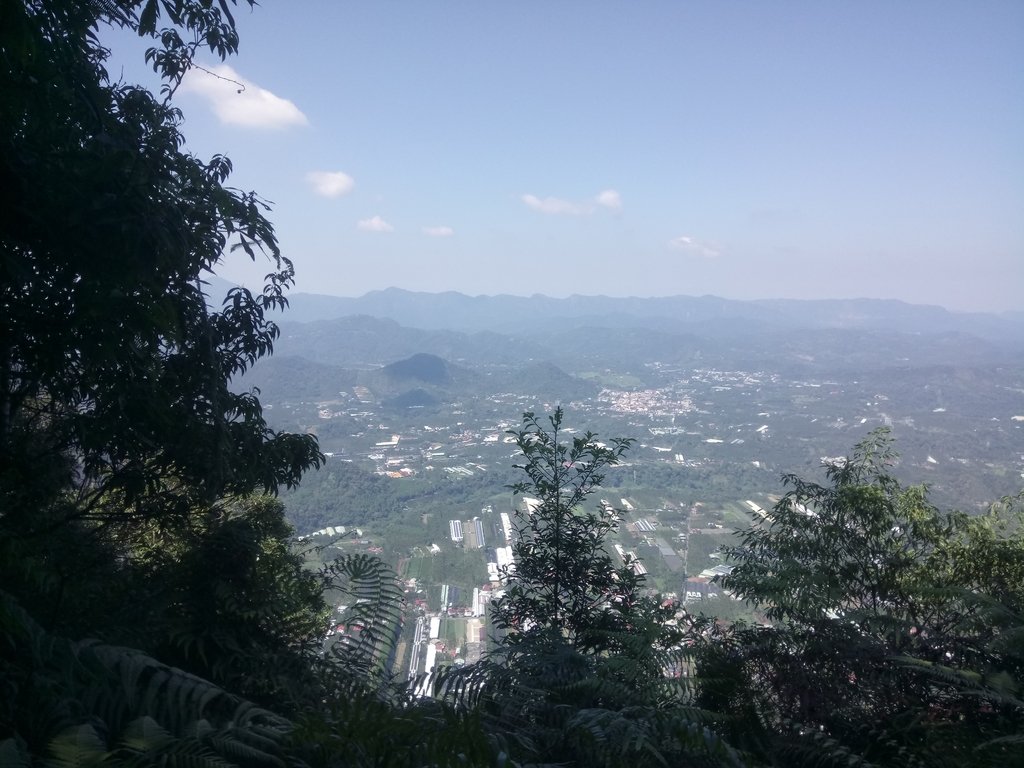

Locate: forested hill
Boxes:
[238,348,598,410]
[381,353,453,384]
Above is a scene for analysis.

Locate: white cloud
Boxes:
[522,189,623,216]
[423,226,454,237]
[180,64,307,129]
[595,189,622,211]
[306,171,355,198]
[357,215,393,233]
[669,235,721,259]
[522,194,588,215]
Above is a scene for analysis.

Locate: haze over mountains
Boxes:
[227,280,1024,410]
[274,286,1024,342]
[232,284,1021,374]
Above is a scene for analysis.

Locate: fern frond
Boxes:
[45,723,108,768]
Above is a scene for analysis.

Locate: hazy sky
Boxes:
[106,1,1023,312]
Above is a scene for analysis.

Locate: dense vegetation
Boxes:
[2,3,1022,766]
[695,435,1024,766]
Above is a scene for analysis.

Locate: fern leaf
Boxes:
[45,723,107,768]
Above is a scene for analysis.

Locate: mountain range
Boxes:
[269,286,1024,342]
[223,281,1023,407]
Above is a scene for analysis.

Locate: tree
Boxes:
[692,429,1024,767]
[0,0,332,682]
[491,407,640,648]
[0,0,338,753]
[122,496,335,707]
[1,0,322,536]
[470,408,735,768]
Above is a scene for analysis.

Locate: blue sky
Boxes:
[106,1,1023,312]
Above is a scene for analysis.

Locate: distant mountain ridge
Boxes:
[225,282,1022,397]
[275,287,1024,342]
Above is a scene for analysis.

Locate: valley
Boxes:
[237,291,1024,677]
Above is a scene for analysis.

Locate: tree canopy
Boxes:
[0,1,335,760]
[492,407,639,646]
[694,430,1024,766]
[459,409,730,768]
[1,0,322,532]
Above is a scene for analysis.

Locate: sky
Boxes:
[104,1,1024,313]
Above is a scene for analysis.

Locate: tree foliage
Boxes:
[0,0,335,760]
[1,0,335,718]
[466,408,736,767]
[0,585,297,767]
[692,429,1024,767]
[1,0,322,534]
[491,407,640,647]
